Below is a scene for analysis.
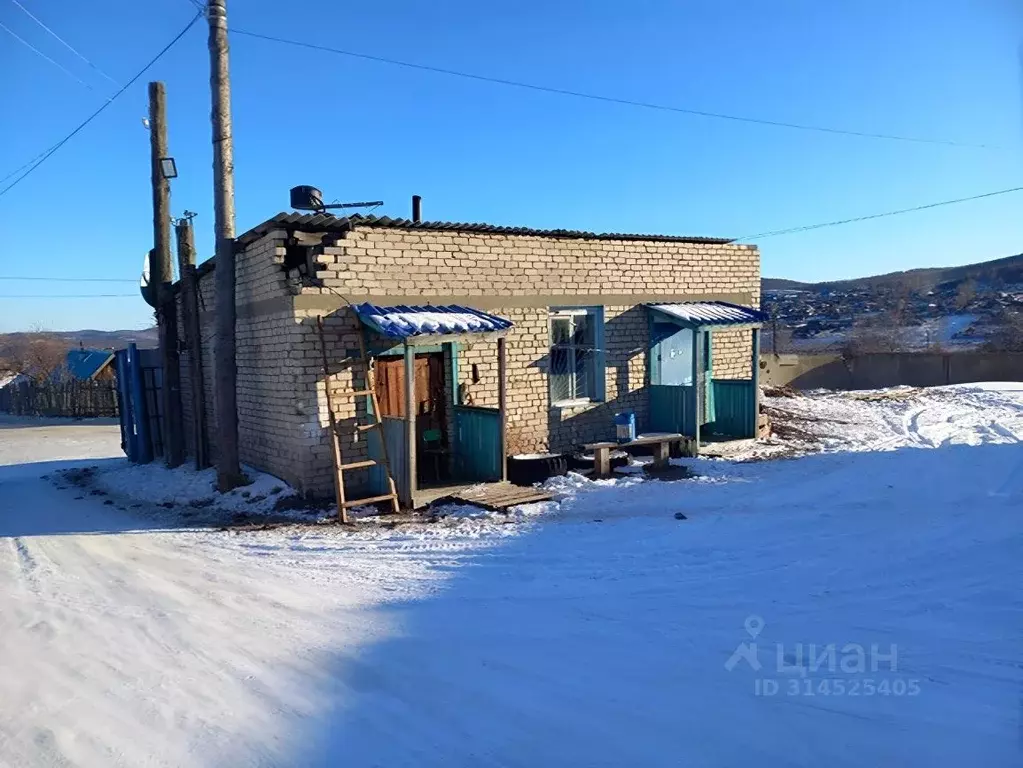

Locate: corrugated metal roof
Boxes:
[234,211,736,248]
[650,301,767,327]
[65,349,115,380]
[354,303,513,339]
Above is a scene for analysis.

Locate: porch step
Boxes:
[432,483,554,512]
[342,493,398,509]
[340,459,377,470]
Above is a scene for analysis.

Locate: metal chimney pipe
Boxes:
[411,195,422,223]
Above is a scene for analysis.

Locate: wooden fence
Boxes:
[0,379,119,418]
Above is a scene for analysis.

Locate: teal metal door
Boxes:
[652,323,693,386]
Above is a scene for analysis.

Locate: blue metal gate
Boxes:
[115,344,162,462]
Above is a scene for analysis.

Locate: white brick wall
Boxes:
[179,222,761,497]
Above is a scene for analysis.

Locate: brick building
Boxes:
[178,211,762,506]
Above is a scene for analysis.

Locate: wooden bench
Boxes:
[581,433,694,477]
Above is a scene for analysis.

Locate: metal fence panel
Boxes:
[452,406,502,482]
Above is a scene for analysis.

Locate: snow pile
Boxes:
[87,460,302,517]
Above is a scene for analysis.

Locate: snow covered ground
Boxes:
[1,390,1021,767]
[759,382,1023,456]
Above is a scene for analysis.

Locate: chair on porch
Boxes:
[419,427,448,485]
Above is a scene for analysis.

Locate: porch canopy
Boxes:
[352,302,513,508]
[646,301,766,446]
[353,303,513,345]
[648,300,767,330]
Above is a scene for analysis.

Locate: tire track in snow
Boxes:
[784,386,1023,454]
[900,402,933,448]
[9,537,40,594]
[6,526,64,645]
[911,389,1023,448]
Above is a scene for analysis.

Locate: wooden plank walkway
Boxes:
[434,482,554,512]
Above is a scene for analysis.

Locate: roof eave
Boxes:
[233,211,739,249]
[401,329,510,346]
[648,302,767,329]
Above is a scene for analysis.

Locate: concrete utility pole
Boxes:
[175,215,209,471]
[207,0,243,490]
[148,81,184,468]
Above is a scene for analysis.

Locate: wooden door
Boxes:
[375,357,406,417]
[374,353,447,442]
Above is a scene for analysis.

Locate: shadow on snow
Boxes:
[277,443,1022,766]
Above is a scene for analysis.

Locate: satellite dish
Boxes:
[140,249,157,308]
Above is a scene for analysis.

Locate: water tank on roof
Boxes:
[290,185,324,211]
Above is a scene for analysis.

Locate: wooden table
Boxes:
[582,433,691,477]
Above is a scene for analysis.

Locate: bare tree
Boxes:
[0,333,71,381]
[984,309,1023,352]
[767,309,793,354]
[842,311,909,355]
[955,279,977,310]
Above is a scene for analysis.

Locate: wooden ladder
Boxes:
[316,316,401,522]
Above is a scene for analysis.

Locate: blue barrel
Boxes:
[614,411,636,443]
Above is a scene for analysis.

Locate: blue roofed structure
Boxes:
[65,349,116,381]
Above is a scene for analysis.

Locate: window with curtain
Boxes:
[549,307,604,404]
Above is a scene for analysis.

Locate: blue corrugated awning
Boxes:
[649,301,766,328]
[354,303,514,340]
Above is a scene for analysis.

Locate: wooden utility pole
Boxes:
[208,0,243,490]
[149,82,171,290]
[149,81,184,468]
[175,216,209,470]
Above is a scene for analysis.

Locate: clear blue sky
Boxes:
[0,0,1020,332]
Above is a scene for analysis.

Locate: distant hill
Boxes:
[763,252,1023,294]
[761,277,811,291]
[1,328,158,350]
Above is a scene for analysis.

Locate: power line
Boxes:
[0,143,59,186]
[0,276,136,282]
[0,9,203,200]
[736,186,1023,241]
[8,0,121,87]
[0,19,95,91]
[0,294,138,298]
[231,28,1000,151]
